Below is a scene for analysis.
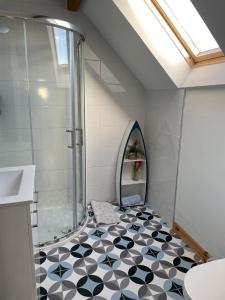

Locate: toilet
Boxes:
[184,258,225,300]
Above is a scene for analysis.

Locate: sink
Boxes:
[0,170,23,197]
[0,165,35,206]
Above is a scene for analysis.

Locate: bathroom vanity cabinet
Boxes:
[0,166,36,300]
[0,203,36,300]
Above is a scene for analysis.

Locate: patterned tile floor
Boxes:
[35,206,201,300]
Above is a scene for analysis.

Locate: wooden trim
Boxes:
[195,49,224,61]
[173,222,210,262]
[194,56,225,67]
[151,0,225,66]
[67,0,81,11]
[193,50,224,63]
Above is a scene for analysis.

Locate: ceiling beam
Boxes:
[67,0,81,11]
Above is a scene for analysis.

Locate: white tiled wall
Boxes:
[83,22,146,204]
[144,89,184,224]
[0,18,33,167]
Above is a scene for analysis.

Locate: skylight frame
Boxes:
[150,0,225,66]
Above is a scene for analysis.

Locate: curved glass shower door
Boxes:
[25,20,85,245]
[0,16,85,245]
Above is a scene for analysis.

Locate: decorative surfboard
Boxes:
[116,120,148,207]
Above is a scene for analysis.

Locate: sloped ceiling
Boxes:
[81,0,176,90]
[82,0,225,90]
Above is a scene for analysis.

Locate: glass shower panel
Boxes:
[25,21,75,244]
[0,18,32,168]
[74,40,86,225]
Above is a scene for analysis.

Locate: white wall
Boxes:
[0,17,32,168]
[84,36,146,203]
[175,87,225,258]
[145,89,184,224]
[145,86,225,257]
[78,8,146,204]
[0,0,146,204]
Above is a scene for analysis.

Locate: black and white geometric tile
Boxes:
[35,206,201,300]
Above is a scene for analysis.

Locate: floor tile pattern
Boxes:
[35,206,201,300]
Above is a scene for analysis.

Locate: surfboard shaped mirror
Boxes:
[116,120,148,207]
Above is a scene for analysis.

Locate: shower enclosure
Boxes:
[0,15,86,245]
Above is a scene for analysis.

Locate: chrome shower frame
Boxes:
[0,13,86,247]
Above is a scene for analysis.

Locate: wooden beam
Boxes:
[173,222,210,262]
[68,0,81,11]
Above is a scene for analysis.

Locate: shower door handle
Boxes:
[66,129,75,149]
[75,128,83,146]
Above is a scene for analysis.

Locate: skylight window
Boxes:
[150,0,224,65]
[53,27,68,65]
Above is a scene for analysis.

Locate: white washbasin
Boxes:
[0,170,23,197]
[0,165,35,206]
